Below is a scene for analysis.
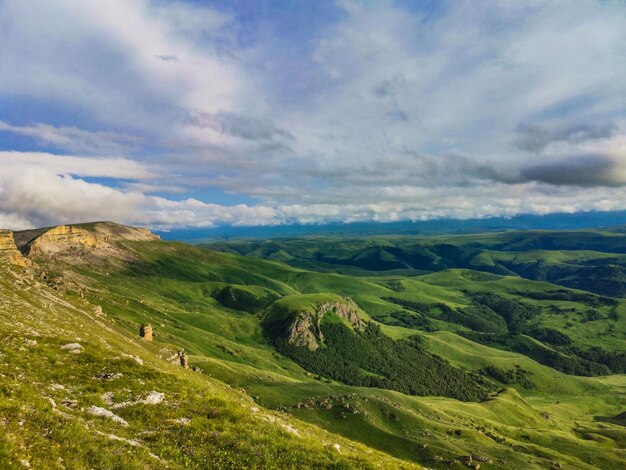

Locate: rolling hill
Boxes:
[1,222,625,469]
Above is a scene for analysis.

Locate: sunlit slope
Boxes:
[0,258,419,469]
[206,230,626,296]
[20,232,621,469]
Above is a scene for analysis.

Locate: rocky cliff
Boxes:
[0,230,28,267]
[18,222,159,258]
[287,299,365,351]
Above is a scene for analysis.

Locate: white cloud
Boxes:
[1,1,626,229]
[0,121,142,155]
[0,0,247,134]
[3,150,626,231]
[0,151,155,179]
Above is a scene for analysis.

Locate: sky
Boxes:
[1,0,625,230]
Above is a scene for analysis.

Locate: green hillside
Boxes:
[206,230,626,297]
[1,222,625,469]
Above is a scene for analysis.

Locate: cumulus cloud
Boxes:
[1,0,626,229]
[0,151,155,179]
[3,147,626,231]
[0,0,247,133]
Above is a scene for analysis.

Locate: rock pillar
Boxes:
[140,324,153,341]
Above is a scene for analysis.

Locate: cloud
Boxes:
[184,110,293,142]
[156,55,178,62]
[0,121,142,155]
[515,122,617,152]
[1,1,626,229]
[518,155,620,187]
[3,148,626,231]
[503,123,626,187]
[0,0,247,134]
[0,151,155,179]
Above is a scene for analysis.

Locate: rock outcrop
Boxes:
[289,311,324,350]
[26,225,104,255]
[0,230,29,267]
[16,222,159,259]
[288,298,365,351]
[140,324,153,341]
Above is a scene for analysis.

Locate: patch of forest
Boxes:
[268,322,494,402]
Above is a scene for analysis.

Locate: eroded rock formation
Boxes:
[26,225,104,255]
[15,222,160,261]
[140,324,153,341]
[288,298,365,351]
[0,230,29,267]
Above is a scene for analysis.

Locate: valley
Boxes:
[0,222,624,468]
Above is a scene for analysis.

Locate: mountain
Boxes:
[157,210,626,242]
[1,221,625,469]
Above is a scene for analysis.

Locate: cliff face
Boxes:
[20,222,159,258]
[288,311,324,350]
[0,230,28,267]
[288,299,365,351]
[26,225,103,255]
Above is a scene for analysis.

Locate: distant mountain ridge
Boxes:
[157,210,626,242]
[206,229,626,297]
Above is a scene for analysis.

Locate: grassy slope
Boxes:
[0,259,417,469]
[23,237,624,469]
[206,230,626,297]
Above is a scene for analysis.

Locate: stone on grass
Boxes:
[141,391,165,405]
[87,405,128,427]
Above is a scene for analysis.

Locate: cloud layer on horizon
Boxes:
[1,0,625,230]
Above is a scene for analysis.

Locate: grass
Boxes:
[2,222,626,468]
[0,260,417,469]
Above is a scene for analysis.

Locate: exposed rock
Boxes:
[95,372,123,380]
[139,323,153,341]
[26,225,102,255]
[280,423,300,436]
[0,230,29,267]
[94,430,162,461]
[60,343,83,351]
[97,431,140,447]
[104,391,165,409]
[87,405,129,426]
[141,391,165,405]
[101,391,115,406]
[179,350,189,369]
[289,312,324,351]
[16,222,159,261]
[288,298,365,351]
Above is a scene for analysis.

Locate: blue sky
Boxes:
[0,0,625,229]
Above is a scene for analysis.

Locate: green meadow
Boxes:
[1,223,625,468]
